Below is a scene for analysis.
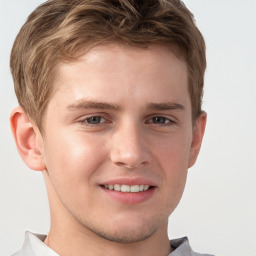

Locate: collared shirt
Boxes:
[12,232,214,256]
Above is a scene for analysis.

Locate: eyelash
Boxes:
[79,116,107,126]
[78,115,176,127]
[146,116,176,126]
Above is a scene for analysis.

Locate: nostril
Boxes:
[115,162,125,167]
[114,161,149,169]
[114,162,135,169]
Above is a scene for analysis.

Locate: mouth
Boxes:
[100,182,156,204]
[102,184,153,193]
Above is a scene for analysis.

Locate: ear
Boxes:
[10,106,46,171]
[188,112,207,168]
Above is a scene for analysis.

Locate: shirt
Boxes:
[12,232,214,256]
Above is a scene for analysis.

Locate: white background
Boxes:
[0,1,255,255]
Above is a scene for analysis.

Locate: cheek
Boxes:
[42,130,107,191]
[153,132,191,199]
[155,130,192,170]
[160,144,188,189]
[158,145,188,213]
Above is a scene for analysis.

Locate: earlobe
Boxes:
[10,106,46,171]
[188,112,207,168]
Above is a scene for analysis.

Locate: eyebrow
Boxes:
[67,100,185,112]
[146,102,185,111]
[67,100,122,111]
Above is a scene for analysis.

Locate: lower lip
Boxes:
[101,186,156,204]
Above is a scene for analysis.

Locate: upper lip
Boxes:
[100,177,157,186]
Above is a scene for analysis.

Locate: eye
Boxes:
[151,116,169,124]
[149,116,175,125]
[81,116,106,125]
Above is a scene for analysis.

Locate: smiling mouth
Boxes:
[102,184,153,193]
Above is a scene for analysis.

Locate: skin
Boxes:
[11,44,206,256]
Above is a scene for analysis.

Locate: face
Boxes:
[39,44,202,243]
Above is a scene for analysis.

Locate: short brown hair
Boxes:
[10,0,206,129]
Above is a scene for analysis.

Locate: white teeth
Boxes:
[104,184,151,192]
[131,185,140,193]
[121,185,130,192]
[105,184,114,190]
[114,184,121,191]
[144,185,150,191]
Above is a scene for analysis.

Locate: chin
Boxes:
[87,223,158,244]
[79,213,168,244]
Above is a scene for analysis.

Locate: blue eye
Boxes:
[83,116,105,124]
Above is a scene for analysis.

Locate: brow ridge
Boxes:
[147,102,185,111]
[67,100,185,112]
[67,100,122,111]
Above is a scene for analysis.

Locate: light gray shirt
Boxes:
[12,232,214,256]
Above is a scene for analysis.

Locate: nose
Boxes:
[110,121,150,169]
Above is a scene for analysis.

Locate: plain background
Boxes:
[1,1,256,255]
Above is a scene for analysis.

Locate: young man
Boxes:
[10,0,211,255]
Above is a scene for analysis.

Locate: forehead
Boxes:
[57,44,186,85]
[50,43,189,110]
